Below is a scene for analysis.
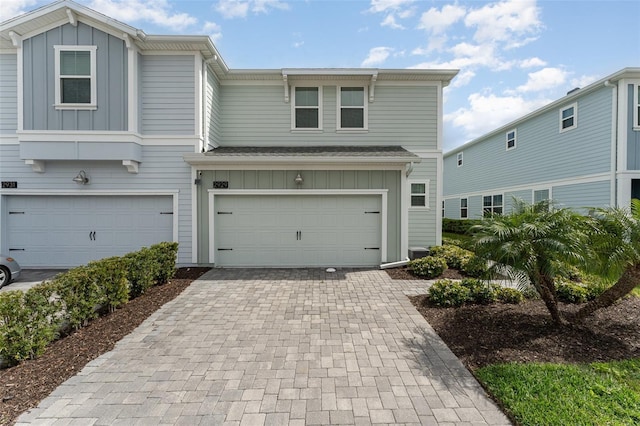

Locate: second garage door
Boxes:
[213,194,382,267]
[6,195,173,268]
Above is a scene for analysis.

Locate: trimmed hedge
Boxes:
[0,242,178,367]
[427,278,525,307]
[442,218,482,235]
[409,256,448,279]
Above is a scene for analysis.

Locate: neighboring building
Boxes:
[443,68,640,220]
[0,0,457,268]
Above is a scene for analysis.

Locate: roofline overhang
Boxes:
[183,153,420,167]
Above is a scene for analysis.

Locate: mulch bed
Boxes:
[385,266,464,280]
[0,267,210,425]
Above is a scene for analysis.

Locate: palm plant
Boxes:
[573,199,640,320]
[471,199,587,325]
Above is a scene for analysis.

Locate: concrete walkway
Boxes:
[17,269,511,425]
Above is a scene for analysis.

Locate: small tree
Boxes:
[471,199,586,325]
[573,199,640,320]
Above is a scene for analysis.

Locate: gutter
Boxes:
[379,258,410,269]
[604,80,618,206]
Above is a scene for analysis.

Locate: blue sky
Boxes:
[3,0,639,150]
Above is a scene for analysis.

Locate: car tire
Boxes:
[0,266,9,289]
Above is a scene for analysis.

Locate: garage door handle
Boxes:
[9,248,24,251]
[364,247,380,250]
[217,248,233,251]
[365,211,380,214]
[89,231,96,241]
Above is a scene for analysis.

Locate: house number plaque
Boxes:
[213,181,229,189]
[1,181,17,189]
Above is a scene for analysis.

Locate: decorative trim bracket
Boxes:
[25,160,45,173]
[283,74,289,103]
[8,31,22,48]
[122,160,139,174]
[66,8,77,27]
[369,73,377,103]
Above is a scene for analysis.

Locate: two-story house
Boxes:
[443,67,640,220]
[0,0,457,268]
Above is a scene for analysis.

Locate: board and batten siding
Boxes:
[140,55,195,135]
[206,69,221,149]
[22,22,127,131]
[196,170,401,263]
[408,159,438,247]
[444,87,613,197]
[0,144,193,264]
[0,54,17,134]
[627,84,640,170]
[220,85,438,150]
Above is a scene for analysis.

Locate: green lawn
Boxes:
[476,359,640,426]
[442,231,473,249]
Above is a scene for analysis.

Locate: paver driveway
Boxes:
[18,269,511,425]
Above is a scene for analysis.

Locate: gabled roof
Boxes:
[444,67,640,157]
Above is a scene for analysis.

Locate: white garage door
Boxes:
[214,194,382,267]
[6,196,173,267]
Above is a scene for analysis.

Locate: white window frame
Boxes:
[460,198,468,219]
[336,86,368,131]
[457,152,463,167]
[483,194,503,216]
[506,129,517,150]
[634,84,640,130]
[54,45,97,110]
[409,180,430,209]
[291,86,323,130]
[559,102,577,133]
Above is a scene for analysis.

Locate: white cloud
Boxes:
[445,92,550,140]
[0,0,39,21]
[251,0,289,14]
[417,4,466,35]
[89,0,197,30]
[368,0,415,14]
[361,46,393,67]
[215,0,288,19]
[516,67,567,93]
[381,14,404,29]
[520,57,547,68]
[203,21,222,43]
[451,69,476,88]
[571,74,599,89]
[464,0,542,46]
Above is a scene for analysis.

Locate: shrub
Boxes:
[53,266,102,331]
[409,256,447,279]
[462,278,499,304]
[88,257,129,312]
[150,242,178,284]
[125,247,159,298]
[460,255,489,278]
[428,279,471,307]
[429,244,473,270]
[0,283,61,366]
[442,218,481,235]
[496,287,525,304]
[556,279,591,304]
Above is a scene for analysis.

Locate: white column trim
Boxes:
[400,170,409,259]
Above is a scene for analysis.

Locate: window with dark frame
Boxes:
[460,198,468,218]
[506,129,516,150]
[560,104,577,131]
[457,152,463,167]
[483,194,503,216]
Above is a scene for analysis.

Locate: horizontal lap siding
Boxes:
[444,198,461,219]
[552,180,611,213]
[220,85,438,150]
[408,159,438,247]
[444,87,613,196]
[141,55,195,135]
[22,23,127,131]
[0,145,193,264]
[0,54,17,134]
[505,190,533,213]
[207,70,221,149]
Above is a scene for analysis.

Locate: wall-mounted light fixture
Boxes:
[294,173,304,186]
[72,170,89,185]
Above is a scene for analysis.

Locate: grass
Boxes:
[476,359,640,426]
[442,232,473,248]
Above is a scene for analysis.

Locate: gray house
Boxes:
[0,0,457,268]
[443,68,640,219]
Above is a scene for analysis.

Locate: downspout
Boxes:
[605,80,618,207]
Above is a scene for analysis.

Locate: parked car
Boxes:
[0,255,21,288]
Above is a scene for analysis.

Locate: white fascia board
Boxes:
[183,154,420,167]
[16,131,201,146]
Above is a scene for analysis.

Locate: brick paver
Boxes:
[16,269,511,425]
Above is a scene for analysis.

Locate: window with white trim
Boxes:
[533,189,550,203]
[559,103,577,132]
[337,86,367,129]
[54,45,97,109]
[457,152,463,167]
[483,194,503,216]
[410,181,429,208]
[292,86,322,129]
[506,129,516,150]
[460,198,468,218]
[634,84,640,129]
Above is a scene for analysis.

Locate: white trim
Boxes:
[608,81,618,206]
[138,51,200,56]
[444,172,611,200]
[195,53,203,142]
[559,102,577,133]
[436,82,443,152]
[634,83,640,130]
[532,188,551,204]
[191,168,198,263]
[409,150,443,158]
[207,189,389,265]
[13,131,200,146]
[400,171,409,259]
[54,45,98,110]
[460,197,468,219]
[291,85,323,130]
[506,128,516,151]
[126,36,138,133]
[617,79,629,175]
[408,179,430,210]
[435,154,443,245]
[482,193,504,215]
[0,190,179,243]
[375,81,444,87]
[336,86,368,130]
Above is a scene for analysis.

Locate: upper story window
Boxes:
[338,87,367,130]
[506,129,516,150]
[410,181,429,208]
[460,198,468,218]
[483,194,503,216]
[457,152,463,167]
[634,84,640,129]
[54,45,97,110]
[559,103,577,132]
[292,86,322,129]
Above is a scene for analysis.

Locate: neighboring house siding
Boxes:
[206,69,221,148]
[553,180,611,212]
[140,55,195,135]
[0,144,193,264]
[196,170,401,263]
[22,22,127,131]
[220,85,438,150]
[444,87,613,196]
[505,189,533,212]
[468,195,483,219]
[408,159,438,247]
[0,54,17,134]
[444,198,460,220]
[627,84,640,170]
